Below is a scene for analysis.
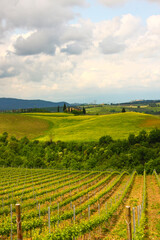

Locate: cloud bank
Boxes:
[98,0,127,7]
[0,0,160,102]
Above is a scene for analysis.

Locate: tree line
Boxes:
[0,129,160,173]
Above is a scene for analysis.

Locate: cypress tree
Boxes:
[83,107,86,114]
[63,103,66,112]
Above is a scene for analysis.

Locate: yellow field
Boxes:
[0,112,160,141]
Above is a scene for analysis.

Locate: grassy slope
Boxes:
[1,112,160,141]
[0,113,50,139]
[24,112,160,142]
[86,105,122,114]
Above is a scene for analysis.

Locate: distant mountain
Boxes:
[0,98,70,111]
[117,100,160,105]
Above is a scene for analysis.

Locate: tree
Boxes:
[83,107,86,114]
[128,133,136,145]
[122,108,126,113]
[99,135,113,145]
[57,106,60,112]
[149,103,157,107]
[148,128,160,143]
[63,103,66,112]
[0,132,8,143]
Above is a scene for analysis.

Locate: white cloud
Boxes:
[126,15,160,59]
[13,20,93,55]
[98,0,128,7]
[99,36,126,54]
[96,14,142,54]
[0,53,21,79]
[0,0,86,27]
[61,43,85,55]
[147,15,160,34]
[115,14,142,39]
[1,0,89,56]
[14,30,58,56]
[1,0,160,102]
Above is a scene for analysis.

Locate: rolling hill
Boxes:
[0,113,50,139]
[0,112,160,141]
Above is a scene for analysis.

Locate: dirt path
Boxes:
[146,175,160,239]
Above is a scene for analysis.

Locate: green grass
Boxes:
[1,112,160,141]
[85,105,122,114]
[0,113,50,139]
[24,112,160,141]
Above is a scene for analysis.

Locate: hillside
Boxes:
[0,113,50,139]
[33,112,160,141]
[0,112,160,141]
[0,98,69,111]
[118,99,160,105]
[1,113,160,173]
[85,103,160,115]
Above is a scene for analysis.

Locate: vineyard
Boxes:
[0,168,160,239]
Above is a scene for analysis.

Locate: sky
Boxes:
[0,0,160,104]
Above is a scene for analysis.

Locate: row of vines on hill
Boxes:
[0,168,159,239]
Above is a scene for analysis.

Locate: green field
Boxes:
[25,112,160,141]
[1,112,160,141]
[85,105,123,114]
[0,113,50,139]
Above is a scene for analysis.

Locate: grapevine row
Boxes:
[134,171,147,240]
[50,171,126,224]
[0,171,76,197]
[0,172,105,219]
[0,171,83,205]
[39,172,136,240]
[0,171,116,236]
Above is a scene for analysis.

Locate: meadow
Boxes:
[11,112,160,141]
[0,113,50,139]
[0,167,160,239]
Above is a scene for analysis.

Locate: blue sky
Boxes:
[0,0,160,103]
[75,0,160,23]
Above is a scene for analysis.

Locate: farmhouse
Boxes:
[66,107,82,112]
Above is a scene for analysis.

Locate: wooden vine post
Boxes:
[16,204,23,240]
[126,206,132,240]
